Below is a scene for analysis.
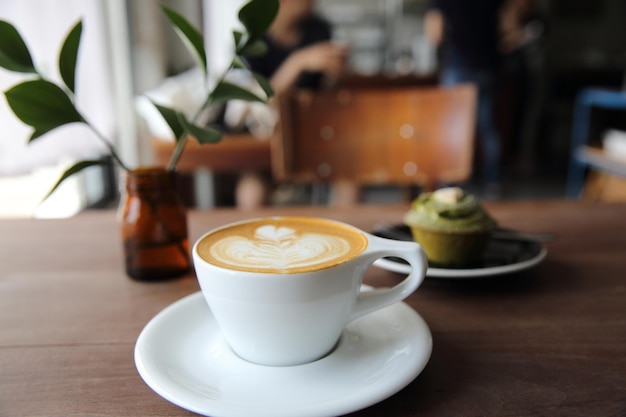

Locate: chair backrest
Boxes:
[272,84,477,191]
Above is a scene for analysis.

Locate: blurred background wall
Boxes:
[0,0,625,216]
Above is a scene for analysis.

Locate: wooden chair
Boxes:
[566,88,626,200]
[272,84,477,203]
[151,133,272,207]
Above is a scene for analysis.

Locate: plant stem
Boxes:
[83,117,131,172]
[166,92,213,171]
[165,122,192,172]
[59,80,131,172]
[166,63,233,171]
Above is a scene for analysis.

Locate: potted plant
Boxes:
[0,0,279,280]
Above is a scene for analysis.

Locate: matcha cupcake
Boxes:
[404,187,496,266]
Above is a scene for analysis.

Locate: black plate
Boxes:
[372,224,547,278]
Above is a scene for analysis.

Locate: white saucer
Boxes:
[135,291,432,417]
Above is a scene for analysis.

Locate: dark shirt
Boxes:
[246,15,331,89]
[431,0,505,70]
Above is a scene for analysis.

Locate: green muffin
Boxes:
[404,187,496,266]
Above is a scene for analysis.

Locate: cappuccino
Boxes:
[196,217,368,274]
[193,215,427,365]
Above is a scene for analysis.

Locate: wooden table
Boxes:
[1,201,625,416]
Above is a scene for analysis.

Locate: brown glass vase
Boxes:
[120,167,190,280]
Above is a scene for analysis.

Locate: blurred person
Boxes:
[499,0,543,55]
[235,0,350,209]
[246,0,347,95]
[499,0,545,176]
[424,0,507,198]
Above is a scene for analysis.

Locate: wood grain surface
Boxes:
[1,201,625,417]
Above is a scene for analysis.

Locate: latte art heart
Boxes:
[209,225,351,272]
[197,217,368,274]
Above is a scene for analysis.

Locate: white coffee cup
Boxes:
[192,216,427,366]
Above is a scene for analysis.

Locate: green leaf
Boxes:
[253,72,273,98]
[238,0,279,46]
[180,118,222,145]
[161,6,207,76]
[210,81,267,104]
[29,127,57,142]
[238,39,268,57]
[233,30,243,48]
[59,20,82,93]
[42,159,106,202]
[5,79,84,141]
[150,100,186,140]
[228,58,274,98]
[0,20,36,73]
[232,55,248,70]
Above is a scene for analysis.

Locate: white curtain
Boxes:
[0,0,116,176]
[203,0,246,84]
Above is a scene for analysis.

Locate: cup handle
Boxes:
[349,233,428,322]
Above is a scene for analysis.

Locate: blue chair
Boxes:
[566,88,626,199]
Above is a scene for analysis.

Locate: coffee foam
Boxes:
[196,217,367,274]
